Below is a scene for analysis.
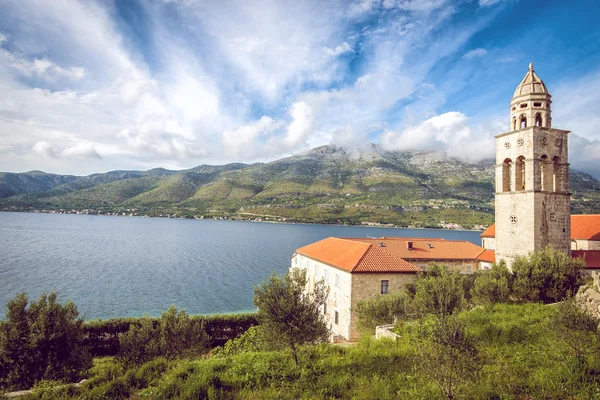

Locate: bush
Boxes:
[414,265,465,319]
[83,313,258,356]
[355,290,413,332]
[472,261,511,307]
[118,306,209,366]
[512,246,585,303]
[0,292,92,391]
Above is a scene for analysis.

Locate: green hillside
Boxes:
[2,145,600,229]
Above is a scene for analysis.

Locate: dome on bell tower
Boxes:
[509,63,552,131]
[513,62,549,97]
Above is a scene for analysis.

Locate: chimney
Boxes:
[406,241,413,250]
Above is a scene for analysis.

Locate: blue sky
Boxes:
[0,0,599,177]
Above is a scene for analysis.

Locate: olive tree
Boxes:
[418,316,480,400]
[414,265,465,320]
[0,292,91,390]
[472,261,512,307]
[512,246,585,303]
[253,268,329,365]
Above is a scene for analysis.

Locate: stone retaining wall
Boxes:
[375,324,401,341]
[576,286,600,319]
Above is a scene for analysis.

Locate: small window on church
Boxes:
[534,102,542,107]
[334,310,339,325]
[512,106,516,111]
[381,280,389,294]
[520,103,527,108]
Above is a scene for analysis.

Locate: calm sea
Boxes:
[0,212,481,320]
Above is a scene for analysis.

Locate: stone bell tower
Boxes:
[494,63,571,267]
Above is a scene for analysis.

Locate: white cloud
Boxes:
[33,141,57,158]
[61,142,102,159]
[463,48,487,59]
[0,33,7,44]
[380,112,496,161]
[222,116,283,158]
[325,42,353,57]
[479,0,503,7]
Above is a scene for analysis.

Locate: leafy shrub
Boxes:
[118,306,209,366]
[512,246,585,303]
[355,290,413,332]
[0,292,92,391]
[82,313,258,356]
[212,325,275,357]
[414,265,465,319]
[472,261,511,306]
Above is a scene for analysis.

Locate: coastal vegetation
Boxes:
[0,247,596,399]
[2,146,600,229]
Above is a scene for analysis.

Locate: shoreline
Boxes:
[0,209,486,232]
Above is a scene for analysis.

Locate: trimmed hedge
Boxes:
[83,313,258,356]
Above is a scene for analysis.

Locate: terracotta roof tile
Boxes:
[296,237,420,273]
[350,237,486,261]
[480,225,495,238]
[572,250,600,269]
[481,215,600,241]
[477,249,496,263]
[571,215,600,241]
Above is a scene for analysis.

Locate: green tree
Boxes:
[0,292,91,390]
[118,317,160,366]
[253,268,329,365]
[355,291,413,332]
[118,306,209,366]
[512,246,585,303]
[553,297,598,375]
[159,306,208,360]
[414,264,465,320]
[472,261,512,307]
[418,316,481,400]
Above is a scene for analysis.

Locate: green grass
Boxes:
[16,303,600,400]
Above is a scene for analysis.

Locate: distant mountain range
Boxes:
[2,144,599,229]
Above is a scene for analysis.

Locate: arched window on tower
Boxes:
[552,156,561,192]
[515,156,526,190]
[540,155,552,191]
[535,113,542,127]
[513,117,517,131]
[520,116,527,129]
[502,158,512,192]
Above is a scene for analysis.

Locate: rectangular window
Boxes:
[381,280,389,295]
[334,310,339,325]
[324,269,328,282]
[314,264,318,276]
[335,274,340,288]
[323,302,327,315]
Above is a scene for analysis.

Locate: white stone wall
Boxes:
[291,254,353,340]
[572,240,600,251]
[482,237,496,250]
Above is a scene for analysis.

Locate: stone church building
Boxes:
[291,64,600,341]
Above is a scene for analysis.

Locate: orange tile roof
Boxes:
[477,249,496,263]
[296,237,420,273]
[350,237,486,261]
[571,215,600,241]
[481,215,600,241]
[572,250,600,269]
[480,225,495,238]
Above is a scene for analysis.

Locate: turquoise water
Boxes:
[0,212,481,320]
